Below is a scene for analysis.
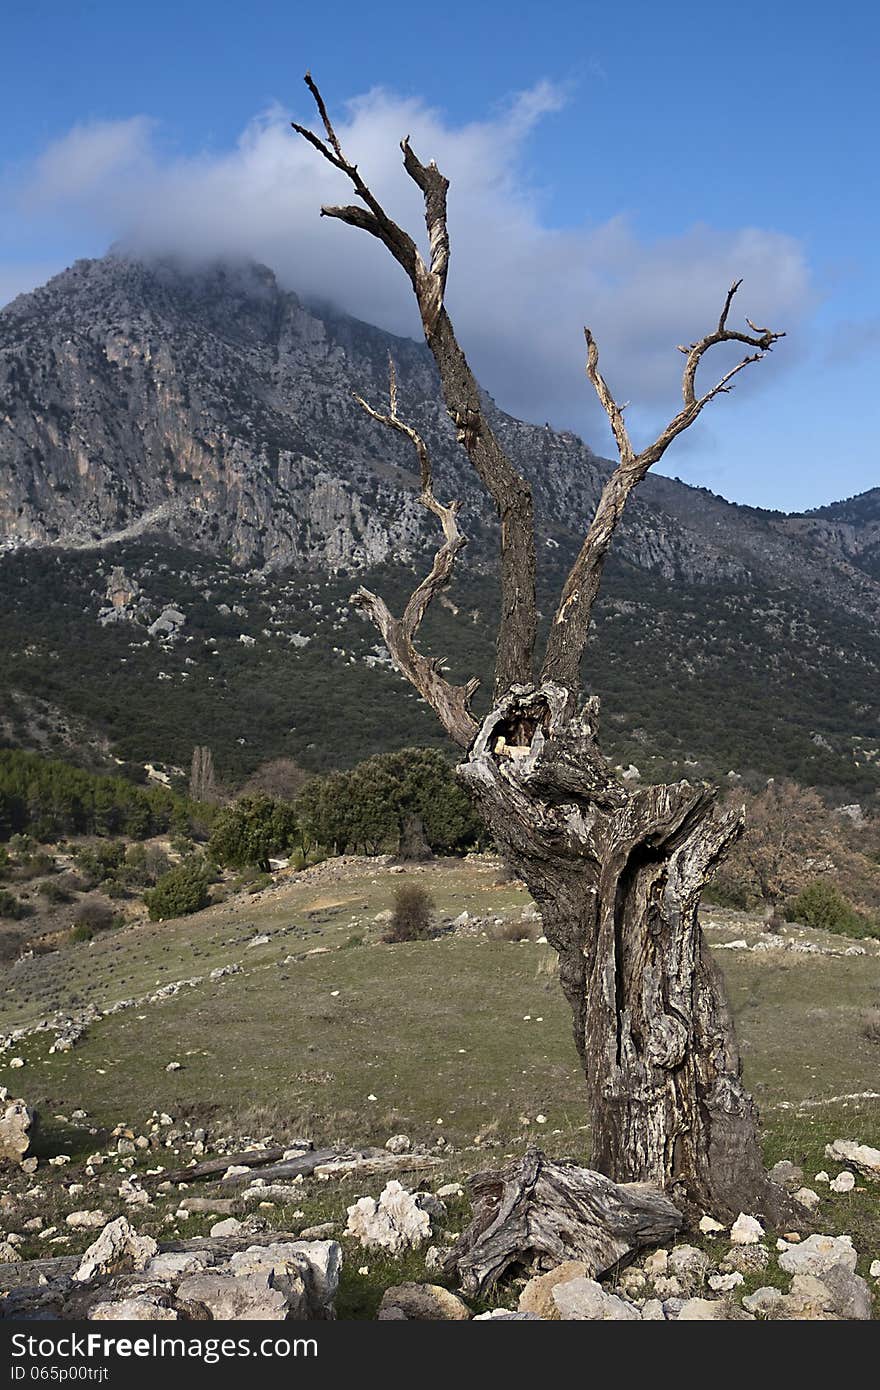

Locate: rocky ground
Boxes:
[1,854,879,1319]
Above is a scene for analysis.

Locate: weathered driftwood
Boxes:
[444,1147,683,1297]
[313,1152,442,1179]
[0,1229,302,1296]
[150,1142,313,1186]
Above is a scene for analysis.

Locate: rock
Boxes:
[793,1187,821,1211]
[551,1276,640,1321]
[0,1097,36,1164]
[91,1297,178,1321]
[247,935,270,949]
[743,1286,785,1317]
[165,1062,182,1072]
[708,1272,744,1292]
[227,1241,341,1318]
[825,1139,880,1181]
[643,1248,668,1278]
[814,1171,830,1184]
[346,1181,432,1253]
[210,1217,243,1238]
[378,1282,471,1321]
[676,1298,753,1320]
[667,1244,710,1291]
[145,1251,214,1279]
[777,1233,857,1277]
[640,1299,666,1319]
[830,1171,855,1193]
[729,1213,764,1245]
[177,1270,288,1320]
[65,1210,107,1230]
[720,1244,770,1275]
[474,1310,541,1320]
[384,1134,411,1154]
[769,1160,804,1190]
[436,1183,464,1199]
[698,1215,725,1236]
[783,1268,872,1320]
[518,1261,588,1319]
[73,1218,158,1283]
[299,1223,335,1240]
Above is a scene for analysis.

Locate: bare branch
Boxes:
[542,282,784,691]
[293,73,537,698]
[350,358,478,747]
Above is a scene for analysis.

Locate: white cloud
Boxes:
[5,86,811,451]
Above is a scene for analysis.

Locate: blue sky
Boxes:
[1,0,877,511]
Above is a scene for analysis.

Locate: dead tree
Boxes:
[293,76,789,1221]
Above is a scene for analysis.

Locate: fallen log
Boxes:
[0,1229,304,1295]
[148,1141,313,1186]
[444,1146,683,1297]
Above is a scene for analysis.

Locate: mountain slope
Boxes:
[0,254,878,795]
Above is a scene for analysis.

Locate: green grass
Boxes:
[1,856,878,1316]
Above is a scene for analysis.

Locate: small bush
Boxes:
[385,883,434,942]
[144,860,211,921]
[73,901,119,933]
[0,888,31,920]
[862,1008,880,1046]
[69,922,94,944]
[491,918,540,942]
[702,881,752,910]
[784,879,878,939]
[38,879,72,905]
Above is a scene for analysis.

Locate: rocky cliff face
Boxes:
[3,252,876,625]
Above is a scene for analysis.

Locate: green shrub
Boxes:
[784,879,878,939]
[385,883,434,943]
[208,795,298,872]
[38,879,72,905]
[144,859,211,921]
[0,888,31,920]
[73,900,119,933]
[69,922,94,944]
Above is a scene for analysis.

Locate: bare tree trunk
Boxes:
[460,684,787,1222]
[397,811,432,862]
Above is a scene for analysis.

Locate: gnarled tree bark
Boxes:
[293,78,790,1222]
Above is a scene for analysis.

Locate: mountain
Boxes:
[0,254,878,795]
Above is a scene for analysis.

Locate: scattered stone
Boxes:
[676,1298,753,1321]
[643,1249,668,1278]
[210,1218,243,1238]
[814,1171,830,1184]
[708,1271,744,1292]
[667,1244,710,1291]
[91,1297,178,1321]
[378,1283,471,1321]
[0,1097,35,1164]
[145,1252,214,1279]
[384,1134,411,1154]
[777,1233,857,1277]
[346,1181,433,1253]
[825,1139,880,1181]
[299,1223,335,1240]
[177,1270,288,1320]
[698,1215,725,1236]
[518,1261,588,1319]
[743,1286,784,1317]
[869,1259,880,1279]
[729,1213,764,1245]
[830,1171,855,1193]
[768,1159,804,1190]
[165,1062,182,1073]
[73,1218,158,1283]
[436,1183,464,1200]
[65,1211,107,1230]
[793,1187,821,1211]
[720,1244,771,1276]
[552,1276,640,1321]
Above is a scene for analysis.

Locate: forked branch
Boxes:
[542,281,784,691]
[350,357,479,747]
[293,73,537,697]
